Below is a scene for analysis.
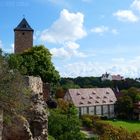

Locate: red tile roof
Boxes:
[112,75,123,81]
[66,88,117,107]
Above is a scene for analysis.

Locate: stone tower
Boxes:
[14,18,34,53]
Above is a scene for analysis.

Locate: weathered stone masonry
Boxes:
[14,18,34,54]
[25,76,48,140]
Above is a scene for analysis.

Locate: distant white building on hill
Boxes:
[101,72,123,81]
[64,88,117,118]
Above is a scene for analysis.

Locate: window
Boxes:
[102,100,106,103]
[96,96,100,99]
[77,92,80,95]
[89,95,93,99]
[22,24,26,28]
[89,106,95,115]
[95,100,99,103]
[88,101,92,104]
[110,100,113,102]
[81,96,85,99]
[106,92,110,94]
[79,101,84,105]
[81,107,87,115]
[95,106,102,115]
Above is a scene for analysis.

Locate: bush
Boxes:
[48,135,55,140]
[81,114,140,140]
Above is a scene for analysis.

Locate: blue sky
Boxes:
[1,0,140,78]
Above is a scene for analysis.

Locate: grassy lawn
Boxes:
[105,120,140,133]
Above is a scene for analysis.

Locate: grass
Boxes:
[105,120,140,133]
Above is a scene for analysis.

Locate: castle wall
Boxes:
[24,76,43,94]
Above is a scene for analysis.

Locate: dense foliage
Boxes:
[81,115,140,140]
[48,99,85,140]
[0,49,30,123]
[60,77,140,90]
[8,45,60,84]
[115,87,140,119]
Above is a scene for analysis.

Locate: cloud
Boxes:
[40,9,87,43]
[11,43,14,53]
[91,26,118,35]
[57,56,140,78]
[50,42,86,58]
[3,44,14,53]
[91,26,109,34]
[113,10,139,22]
[39,9,87,59]
[112,58,125,63]
[111,29,119,35]
[58,62,105,77]
[131,0,140,12]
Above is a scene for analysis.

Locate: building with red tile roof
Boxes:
[64,88,117,118]
[101,72,123,81]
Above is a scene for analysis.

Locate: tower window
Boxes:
[22,24,26,28]
[22,32,25,35]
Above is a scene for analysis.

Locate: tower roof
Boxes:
[14,18,34,31]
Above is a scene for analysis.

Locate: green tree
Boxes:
[115,95,133,119]
[48,104,85,140]
[55,87,65,98]
[127,87,140,102]
[8,45,60,84]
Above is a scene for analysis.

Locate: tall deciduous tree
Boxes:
[8,45,60,84]
[115,95,133,119]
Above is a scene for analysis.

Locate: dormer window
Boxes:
[79,101,84,105]
[81,96,85,99]
[96,96,100,99]
[22,24,26,28]
[92,92,96,95]
[102,100,106,103]
[95,100,99,103]
[106,92,109,94]
[88,101,92,104]
[77,92,80,95]
[104,96,107,98]
[110,100,113,102]
[89,95,93,99]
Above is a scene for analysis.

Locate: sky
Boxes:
[1,0,140,78]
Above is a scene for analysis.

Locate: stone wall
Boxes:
[24,76,43,94]
[25,76,48,140]
[2,76,48,140]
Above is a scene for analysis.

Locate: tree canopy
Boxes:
[48,100,85,140]
[115,87,140,119]
[60,77,140,90]
[8,45,60,84]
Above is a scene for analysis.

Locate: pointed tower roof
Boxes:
[14,18,34,31]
